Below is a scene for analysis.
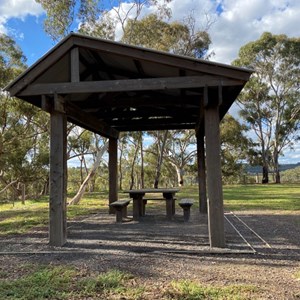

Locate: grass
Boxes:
[0,264,260,300]
[0,184,298,299]
[164,280,257,300]
[177,184,300,211]
[0,184,299,236]
[0,266,143,300]
[223,184,300,211]
[0,193,108,236]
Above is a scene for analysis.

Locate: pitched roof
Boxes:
[5,33,252,138]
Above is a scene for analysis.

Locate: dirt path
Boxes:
[0,207,299,299]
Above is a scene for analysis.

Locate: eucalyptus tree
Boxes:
[0,34,50,200]
[233,32,300,183]
[35,0,172,41]
[122,13,211,58]
[162,130,197,186]
[220,114,251,184]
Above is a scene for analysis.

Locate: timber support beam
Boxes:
[204,86,225,248]
[49,96,67,247]
[109,138,118,214]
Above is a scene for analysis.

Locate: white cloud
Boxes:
[118,0,299,64]
[0,0,43,34]
[206,0,300,63]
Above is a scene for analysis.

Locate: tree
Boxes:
[0,34,50,201]
[233,32,300,183]
[163,130,197,186]
[35,0,172,41]
[69,141,108,205]
[220,114,251,184]
[122,14,211,58]
[152,130,168,188]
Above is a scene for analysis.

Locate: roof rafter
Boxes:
[19,76,244,96]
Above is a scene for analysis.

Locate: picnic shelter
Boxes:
[5,33,252,248]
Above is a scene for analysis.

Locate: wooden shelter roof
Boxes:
[5,33,252,138]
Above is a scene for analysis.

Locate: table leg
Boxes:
[172,198,175,215]
[132,195,144,221]
[166,198,173,220]
[164,192,176,220]
[133,199,139,221]
[142,200,147,216]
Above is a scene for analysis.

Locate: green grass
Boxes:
[164,280,257,300]
[223,184,300,211]
[177,184,300,211]
[0,266,143,300]
[0,184,299,236]
[0,193,108,236]
[0,265,260,300]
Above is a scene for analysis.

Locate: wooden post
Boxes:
[204,88,225,248]
[196,128,207,213]
[49,103,67,246]
[109,138,118,214]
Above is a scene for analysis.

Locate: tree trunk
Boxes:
[129,136,141,190]
[262,164,269,184]
[0,179,18,195]
[118,142,124,190]
[273,149,281,184]
[69,142,108,205]
[170,162,184,187]
[154,130,168,188]
[275,170,280,184]
[140,134,145,188]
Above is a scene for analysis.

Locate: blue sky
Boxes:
[6,15,53,66]
[1,0,300,164]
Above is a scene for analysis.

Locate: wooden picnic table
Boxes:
[123,188,179,221]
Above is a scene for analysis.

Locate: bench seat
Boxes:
[143,197,177,201]
[179,198,194,222]
[110,200,131,223]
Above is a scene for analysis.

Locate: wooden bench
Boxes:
[109,200,131,223]
[178,198,194,222]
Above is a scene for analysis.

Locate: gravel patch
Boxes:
[0,206,299,299]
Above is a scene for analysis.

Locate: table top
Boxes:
[123,188,179,194]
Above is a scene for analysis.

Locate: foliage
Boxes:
[220,114,251,184]
[233,32,300,183]
[281,166,300,183]
[35,0,172,41]
[144,130,197,187]
[35,0,100,41]
[0,34,26,86]
[0,34,50,201]
[122,14,211,58]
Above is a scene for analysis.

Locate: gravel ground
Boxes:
[0,205,299,299]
